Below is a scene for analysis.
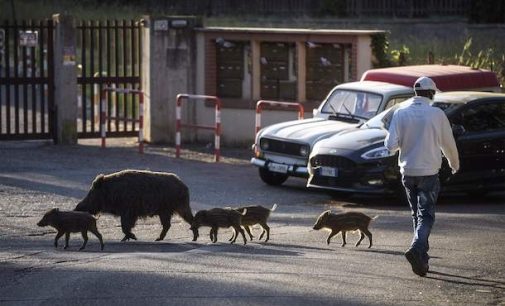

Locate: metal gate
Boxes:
[76,20,142,138]
[0,20,55,141]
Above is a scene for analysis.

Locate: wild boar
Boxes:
[231,204,277,242]
[37,208,104,251]
[190,208,247,245]
[75,169,196,242]
[313,211,377,248]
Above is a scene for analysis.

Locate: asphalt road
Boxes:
[0,139,504,306]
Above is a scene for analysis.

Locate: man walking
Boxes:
[384,76,459,277]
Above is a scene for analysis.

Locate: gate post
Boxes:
[53,14,78,144]
[141,16,202,144]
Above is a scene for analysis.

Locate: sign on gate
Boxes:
[19,30,38,47]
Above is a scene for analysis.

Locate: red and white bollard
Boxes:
[100,87,144,154]
[175,94,222,162]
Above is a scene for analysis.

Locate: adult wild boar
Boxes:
[75,169,196,242]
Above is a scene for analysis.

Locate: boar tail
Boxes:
[371,215,379,221]
[241,208,247,216]
[270,204,278,211]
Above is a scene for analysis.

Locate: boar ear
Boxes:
[91,174,105,189]
[323,210,331,216]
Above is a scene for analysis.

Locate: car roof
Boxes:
[336,80,412,95]
[361,65,500,91]
[434,91,505,105]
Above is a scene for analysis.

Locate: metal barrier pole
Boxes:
[175,94,221,162]
[138,92,144,154]
[214,98,221,162]
[175,94,182,158]
[100,87,144,154]
[100,89,107,148]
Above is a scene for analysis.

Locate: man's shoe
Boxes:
[405,248,428,277]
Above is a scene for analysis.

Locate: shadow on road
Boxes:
[426,270,505,290]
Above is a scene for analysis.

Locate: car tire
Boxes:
[259,168,288,186]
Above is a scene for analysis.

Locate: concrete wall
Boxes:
[142,16,201,144]
[53,14,78,145]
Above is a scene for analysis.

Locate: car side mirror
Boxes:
[313,108,320,117]
[452,124,465,137]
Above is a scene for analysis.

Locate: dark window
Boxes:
[306,43,345,101]
[461,102,505,133]
[216,40,246,98]
[260,42,297,101]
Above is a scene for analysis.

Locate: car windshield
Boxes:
[361,106,395,129]
[321,90,382,120]
[362,99,460,130]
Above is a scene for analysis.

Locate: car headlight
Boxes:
[361,146,395,160]
[300,145,309,157]
[260,139,269,151]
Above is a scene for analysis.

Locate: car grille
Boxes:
[261,138,307,157]
[309,175,355,188]
[310,155,355,170]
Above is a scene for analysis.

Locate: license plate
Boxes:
[320,167,338,177]
[268,162,288,174]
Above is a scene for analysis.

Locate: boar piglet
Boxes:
[313,211,377,248]
[191,208,247,245]
[37,208,104,251]
[75,170,197,242]
[230,203,277,242]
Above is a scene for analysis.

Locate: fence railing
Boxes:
[76,20,142,138]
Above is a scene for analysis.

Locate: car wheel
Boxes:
[259,168,288,186]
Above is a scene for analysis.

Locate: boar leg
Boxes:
[64,232,71,249]
[80,231,88,250]
[228,228,237,242]
[244,226,254,241]
[326,230,339,245]
[54,231,64,248]
[89,227,104,250]
[120,214,138,241]
[341,231,347,247]
[355,231,365,247]
[156,212,172,241]
[210,227,218,243]
[362,228,373,248]
[232,226,247,245]
[258,222,270,242]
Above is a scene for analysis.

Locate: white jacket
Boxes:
[384,96,460,176]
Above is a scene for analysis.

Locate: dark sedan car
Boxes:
[307,92,505,198]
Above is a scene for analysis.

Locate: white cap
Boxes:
[414,76,438,91]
